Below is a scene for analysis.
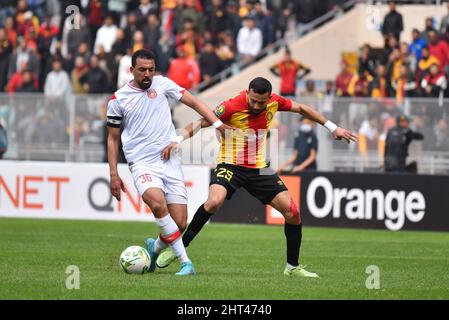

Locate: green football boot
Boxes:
[156,248,177,268]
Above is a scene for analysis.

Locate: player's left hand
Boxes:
[216,123,234,136]
[110,175,126,201]
[332,127,358,144]
[161,142,181,160]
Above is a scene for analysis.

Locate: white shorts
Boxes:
[129,155,187,205]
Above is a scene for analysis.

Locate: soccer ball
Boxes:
[119,245,151,274]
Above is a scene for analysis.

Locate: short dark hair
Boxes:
[131,49,156,67]
[397,115,410,123]
[248,77,272,95]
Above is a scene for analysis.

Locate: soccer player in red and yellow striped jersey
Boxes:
[213,88,292,169]
[158,77,357,277]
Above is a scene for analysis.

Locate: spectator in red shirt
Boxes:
[269,46,310,97]
[6,62,39,94]
[87,0,104,48]
[24,25,39,52]
[15,69,39,93]
[39,15,59,39]
[4,16,17,49]
[421,63,447,97]
[335,60,353,97]
[38,15,59,51]
[428,30,449,71]
[167,45,200,90]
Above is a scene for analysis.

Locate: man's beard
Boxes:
[249,107,264,115]
[138,78,152,90]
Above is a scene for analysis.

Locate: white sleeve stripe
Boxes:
[107,118,122,125]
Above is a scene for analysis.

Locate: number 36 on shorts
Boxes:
[138,173,152,183]
[215,168,233,182]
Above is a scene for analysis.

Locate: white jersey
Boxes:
[106,76,185,166]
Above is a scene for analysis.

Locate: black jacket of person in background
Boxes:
[384,115,424,173]
[381,5,403,40]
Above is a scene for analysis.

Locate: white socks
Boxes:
[153,235,168,254]
[155,214,190,264]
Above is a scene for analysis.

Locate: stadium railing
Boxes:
[1,93,448,175]
[0,93,108,162]
[277,96,449,175]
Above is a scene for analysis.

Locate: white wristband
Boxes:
[171,135,184,144]
[212,119,223,129]
[324,120,338,133]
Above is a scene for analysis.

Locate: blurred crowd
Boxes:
[270,1,449,166]
[0,0,347,96]
[331,1,449,160]
[334,1,449,101]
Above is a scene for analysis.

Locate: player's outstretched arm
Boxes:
[107,126,126,201]
[179,91,232,135]
[183,118,212,139]
[291,101,358,144]
[161,118,212,161]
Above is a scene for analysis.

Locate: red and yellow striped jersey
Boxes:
[213,91,293,168]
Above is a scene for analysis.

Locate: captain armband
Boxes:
[107,116,122,128]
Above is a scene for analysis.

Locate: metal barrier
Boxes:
[0,93,448,175]
[276,96,449,175]
[0,93,108,162]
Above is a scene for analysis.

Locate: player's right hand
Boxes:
[332,127,358,144]
[161,142,181,161]
[110,175,126,201]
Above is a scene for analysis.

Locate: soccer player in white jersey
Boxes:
[106,49,232,276]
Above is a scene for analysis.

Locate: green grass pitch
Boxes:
[0,217,448,299]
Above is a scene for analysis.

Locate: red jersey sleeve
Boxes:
[213,102,233,121]
[274,94,293,111]
[213,93,244,121]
